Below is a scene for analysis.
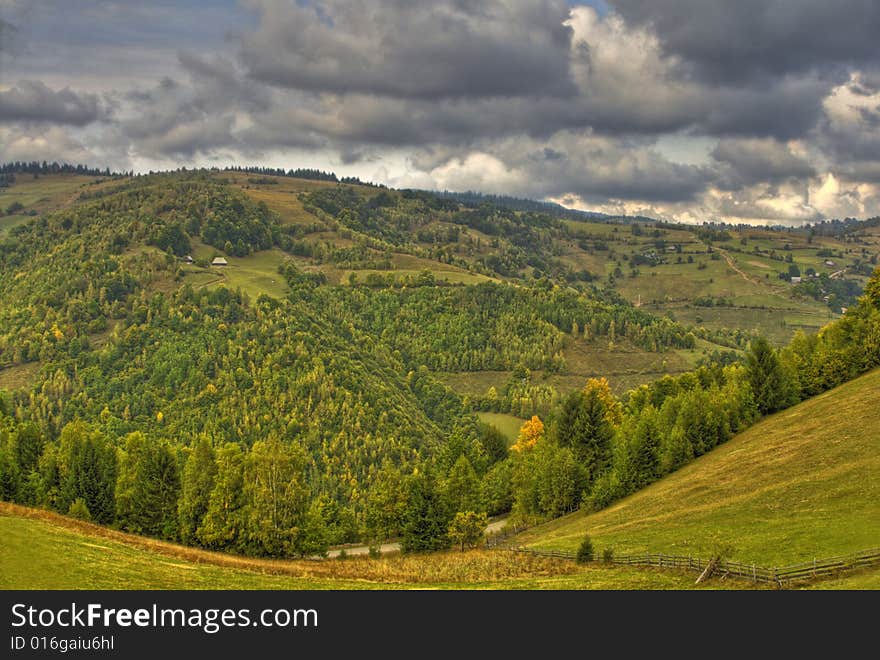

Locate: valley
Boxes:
[0,165,878,590]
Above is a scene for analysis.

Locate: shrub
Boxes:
[602,547,614,564]
[67,498,92,521]
[576,534,594,564]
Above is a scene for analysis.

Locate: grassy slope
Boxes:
[4,504,873,589]
[0,505,740,590]
[476,412,525,443]
[0,174,99,235]
[517,368,880,567]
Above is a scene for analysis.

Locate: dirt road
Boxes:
[325,517,509,558]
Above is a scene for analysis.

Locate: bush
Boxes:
[602,547,614,564]
[336,548,348,560]
[67,498,92,521]
[576,534,594,564]
[368,545,381,559]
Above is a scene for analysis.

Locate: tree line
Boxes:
[501,267,880,522]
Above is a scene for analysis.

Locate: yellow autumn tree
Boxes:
[583,377,622,426]
[511,415,544,452]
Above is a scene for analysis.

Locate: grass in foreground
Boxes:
[516,368,880,567]
[0,505,762,590]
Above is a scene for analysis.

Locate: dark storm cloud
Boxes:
[116,51,275,159]
[696,76,832,140]
[239,0,576,100]
[0,80,107,125]
[609,0,880,84]
[120,75,240,158]
[711,139,816,190]
[176,51,272,113]
[529,148,714,203]
[816,108,880,169]
[458,134,717,203]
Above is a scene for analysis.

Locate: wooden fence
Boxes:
[504,545,880,586]
[484,523,533,548]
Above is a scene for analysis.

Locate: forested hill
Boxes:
[1,168,876,558]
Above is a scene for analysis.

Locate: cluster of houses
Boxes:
[180,255,228,266]
[789,259,846,286]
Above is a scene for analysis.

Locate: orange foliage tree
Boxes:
[511,415,544,452]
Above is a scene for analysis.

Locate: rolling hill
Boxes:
[0,503,733,590]
[1,165,878,570]
[515,367,880,567]
[1,502,874,588]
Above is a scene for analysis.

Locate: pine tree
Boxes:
[631,406,661,484]
[58,422,116,524]
[745,337,797,414]
[576,389,615,484]
[115,432,180,539]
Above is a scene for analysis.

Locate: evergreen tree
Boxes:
[555,379,619,490]
[745,337,797,414]
[477,423,508,464]
[58,422,116,524]
[115,432,180,539]
[178,435,217,544]
[364,463,408,542]
[555,389,586,448]
[576,534,594,563]
[67,497,92,521]
[572,382,617,486]
[443,455,482,514]
[12,422,44,477]
[198,443,246,550]
[535,442,583,517]
[401,473,451,552]
[613,406,661,494]
[480,458,513,516]
[0,441,20,501]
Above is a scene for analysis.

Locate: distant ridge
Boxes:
[420,189,662,225]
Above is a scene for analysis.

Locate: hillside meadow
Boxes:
[516,368,880,567]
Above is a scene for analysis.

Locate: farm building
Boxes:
[824,260,836,267]
[790,276,802,284]
[183,255,194,264]
[211,256,228,266]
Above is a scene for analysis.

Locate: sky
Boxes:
[2,1,880,225]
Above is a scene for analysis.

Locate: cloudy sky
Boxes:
[2,0,880,224]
